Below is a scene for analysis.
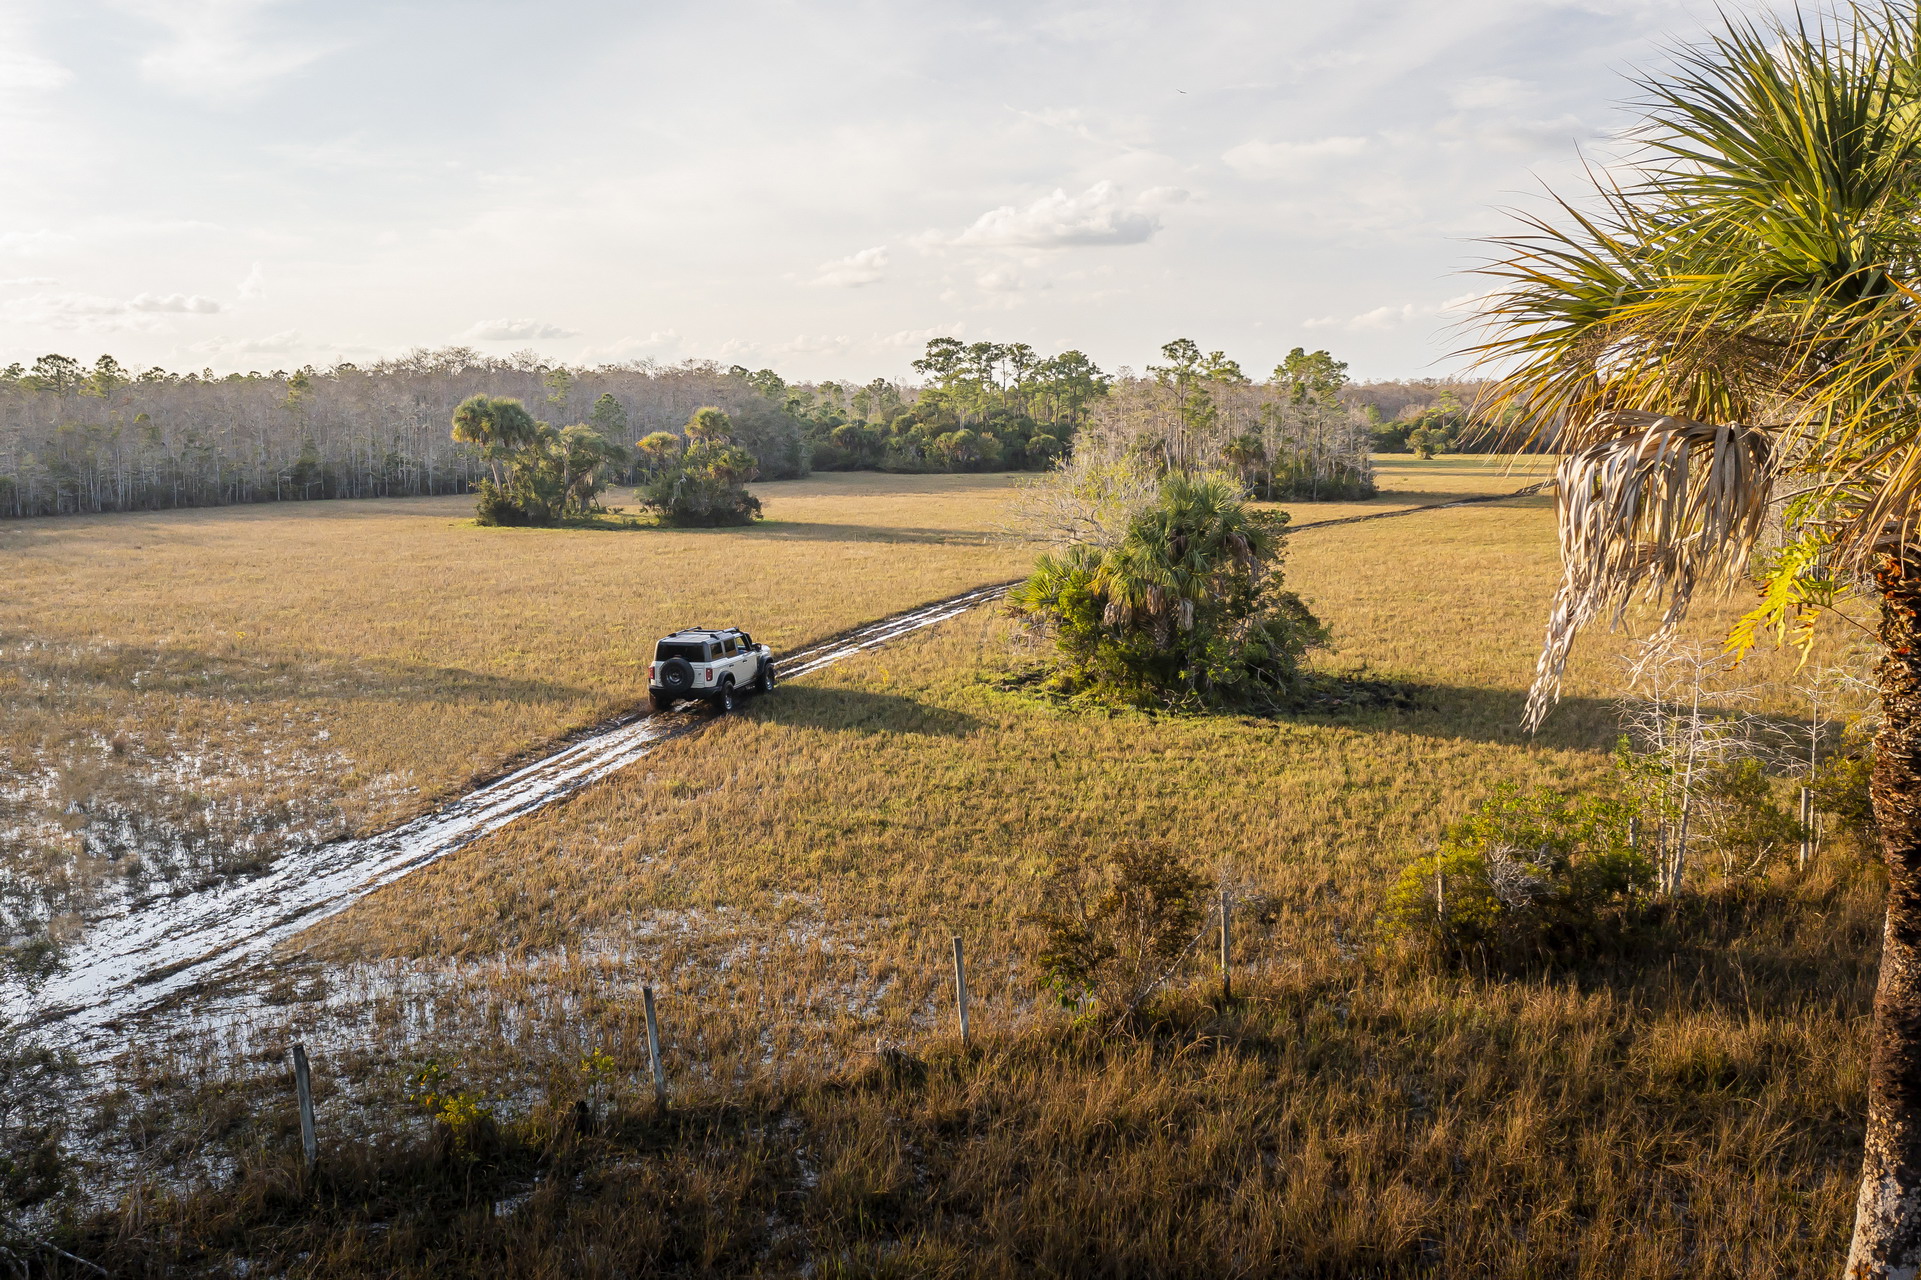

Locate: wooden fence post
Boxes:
[952,935,970,1046]
[290,1043,317,1171]
[1799,786,1814,870]
[642,985,667,1113]
[1219,889,1232,1001]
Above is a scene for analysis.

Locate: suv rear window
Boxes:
[656,641,709,662]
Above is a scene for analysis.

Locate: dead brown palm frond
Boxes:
[1525,412,1775,729]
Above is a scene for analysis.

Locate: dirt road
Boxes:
[5,584,1012,1050]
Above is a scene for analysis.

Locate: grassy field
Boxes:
[0,474,1033,937]
[9,459,1880,1276]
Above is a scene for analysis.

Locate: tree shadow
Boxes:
[744,520,993,546]
[0,632,588,708]
[1292,679,1815,755]
[749,685,982,738]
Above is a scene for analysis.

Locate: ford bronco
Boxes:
[648,627,774,713]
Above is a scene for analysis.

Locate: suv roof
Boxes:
[661,627,744,641]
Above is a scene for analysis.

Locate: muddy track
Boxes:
[6,583,1014,1045]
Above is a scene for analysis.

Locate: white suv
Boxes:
[648,628,774,713]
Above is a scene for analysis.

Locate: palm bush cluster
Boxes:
[449,395,627,527]
[635,407,762,527]
[1009,471,1324,710]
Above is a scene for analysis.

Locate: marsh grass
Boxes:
[80,869,1875,1278]
[0,474,1033,939]
[15,456,1878,1275]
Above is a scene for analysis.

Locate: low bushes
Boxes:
[639,407,763,528]
[1009,471,1325,711]
[1382,785,1652,961]
[1027,842,1209,1020]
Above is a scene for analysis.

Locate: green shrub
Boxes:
[640,408,763,527]
[1695,757,1801,878]
[1027,843,1208,1020]
[1008,472,1325,711]
[1813,746,1878,853]
[1383,786,1651,961]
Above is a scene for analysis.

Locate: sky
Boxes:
[0,0,1796,383]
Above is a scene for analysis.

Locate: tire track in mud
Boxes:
[6,583,1014,1046]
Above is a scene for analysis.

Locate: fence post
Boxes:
[643,985,667,1113]
[952,935,970,1046]
[1219,889,1232,1001]
[290,1043,317,1172]
[1799,786,1814,871]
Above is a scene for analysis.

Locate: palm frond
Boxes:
[1525,412,1775,729]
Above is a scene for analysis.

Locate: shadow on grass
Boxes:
[988,664,1808,757]
[744,520,991,546]
[1326,680,1816,756]
[750,685,982,738]
[0,632,589,709]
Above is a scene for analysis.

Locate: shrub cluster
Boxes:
[636,407,763,528]
[1027,842,1208,1021]
[1009,472,1325,711]
[451,395,628,527]
[1382,786,1652,961]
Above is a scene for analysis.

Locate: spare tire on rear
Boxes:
[657,656,694,693]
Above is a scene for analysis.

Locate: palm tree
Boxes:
[1471,7,1921,1272]
[1092,472,1276,648]
[556,423,627,516]
[449,395,537,486]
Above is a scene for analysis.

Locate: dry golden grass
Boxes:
[13,458,1876,1276]
[0,474,1031,929]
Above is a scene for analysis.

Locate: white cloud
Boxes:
[1304,291,1486,332]
[0,49,73,96]
[1449,76,1536,110]
[952,181,1164,248]
[882,322,966,348]
[460,318,578,341]
[1451,113,1600,153]
[114,0,337,103]
[579,331,679,362]
[977,266,1025,292]
[3,290,223,328]
[236,262,266,300]
[0,276,58,286]
[191,329,301,354]
[1222,136,1369,176]
[0,230,74,258]
[773,334,856,357]
[812,246,888,288]
[130,292,222,314]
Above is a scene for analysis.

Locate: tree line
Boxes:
[0,338,1467,520]
[0,350,812,519]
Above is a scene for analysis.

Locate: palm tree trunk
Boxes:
[1848,547,1921,1277]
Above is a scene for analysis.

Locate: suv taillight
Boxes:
[702,667,713,680]
[647,663,655,680]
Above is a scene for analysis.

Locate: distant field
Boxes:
[0,473,1033,933]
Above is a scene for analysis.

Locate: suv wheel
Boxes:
[656,656,695,696]
[756,661,775,695]
[717,678,736,713]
